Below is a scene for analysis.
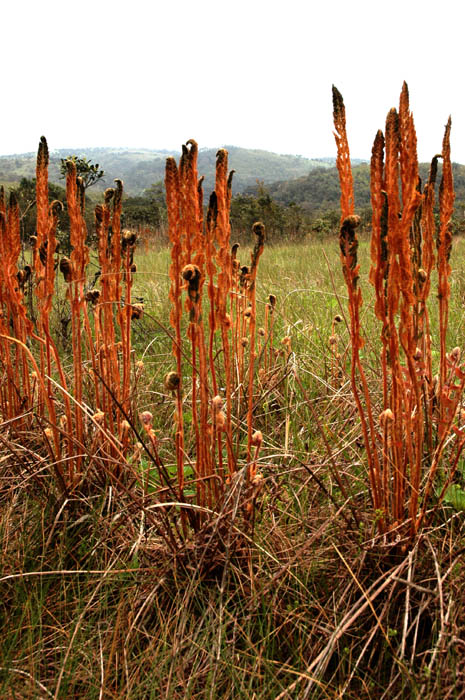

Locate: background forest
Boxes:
[3,145,465,248]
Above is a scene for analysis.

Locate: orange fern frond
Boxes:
[332,85,354,220]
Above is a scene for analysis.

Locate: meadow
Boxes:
[2,86,465,699]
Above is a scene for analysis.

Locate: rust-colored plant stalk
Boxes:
[166,156,186,497]
[333,86,383,527]
[165,142,267,524]
[245,222,265,469]
[333,84,465,541]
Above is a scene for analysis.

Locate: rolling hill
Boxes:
[249,161,465,214]
[0,145,337,196]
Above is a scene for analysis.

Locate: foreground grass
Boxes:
[2,236,465,698]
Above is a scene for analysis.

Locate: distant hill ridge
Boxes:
[2,145,465,218]
[0,144,359,196]
[246,161,465,214]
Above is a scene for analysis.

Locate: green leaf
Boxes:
[444,484,465,511]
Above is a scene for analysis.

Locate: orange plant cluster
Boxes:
[333,83,465,540]
[0,137,270,533]
[0,138,138,488]
[165,142,266,515]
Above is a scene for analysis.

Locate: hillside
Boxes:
[254,161,465,214]
[5,143,464,221]
[0,145,335,195]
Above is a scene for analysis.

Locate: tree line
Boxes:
[8,158,465,249]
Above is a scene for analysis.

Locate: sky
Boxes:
[2,0,465,162]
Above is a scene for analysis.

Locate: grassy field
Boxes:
[2,228,465,699]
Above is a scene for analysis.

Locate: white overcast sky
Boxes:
[2,0,464,162]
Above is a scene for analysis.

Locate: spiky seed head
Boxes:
[182,264,201,283]
[345,214,361,229]
[212,395,223,412]
[227,169,235,190]
[164,371,180,392]
[65,159,76,176]
[17,268,30,289]
[104,188,115,205]
[85,289,101,304]
[59,257,72,282]
[252,221,266,243]
[130,303,144,320]
[332,85,345,119]
[251,430,263,446]
[37,135,49,167]
[216,147,227,164]
[94,204,104,224]
[258,327,265,337]
[93,411,105,424]
[244,306,253,319]
[140,411,153,426]
[113,179,123,206]
[50,200,64,217]
[241,337,249,347]
[120,420,131,438]
[122,230,137,250]
[379,408,394,426]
